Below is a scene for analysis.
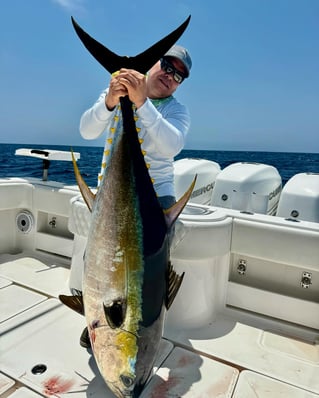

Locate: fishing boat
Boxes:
[1,148,318,397]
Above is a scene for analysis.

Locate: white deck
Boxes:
[1,252,318,397]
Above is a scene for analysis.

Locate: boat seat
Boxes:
[68,196,91,291]
[68,195,91,237]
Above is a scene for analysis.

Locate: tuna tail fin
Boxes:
[164,175,197,229]
[71,150,95,212]
[71,15,191,74]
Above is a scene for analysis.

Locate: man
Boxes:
[79,44,192,210]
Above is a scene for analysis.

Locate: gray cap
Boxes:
[164,45,192,77]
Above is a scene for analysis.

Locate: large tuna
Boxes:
[60,16,194,398]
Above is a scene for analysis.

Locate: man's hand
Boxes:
[117,69,147,109]
[105,69,147,110]
[105,70,128,110]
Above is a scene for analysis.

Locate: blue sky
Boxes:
[0,0,318,152]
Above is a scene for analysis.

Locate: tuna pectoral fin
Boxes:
[164,175,197,228]
[59,294,84,315]
[71,150,95,212]
[166,261,185,310]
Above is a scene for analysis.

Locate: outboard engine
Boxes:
[174,158,221,205]
[277,172,319,222]
[211,162,282,215]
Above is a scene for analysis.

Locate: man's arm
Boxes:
[137,99,190,157]
[79,89,115,139]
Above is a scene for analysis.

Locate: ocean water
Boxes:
[0,143,318,187]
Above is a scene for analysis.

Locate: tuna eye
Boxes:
[103,299,126,328]
[120,374,135,388]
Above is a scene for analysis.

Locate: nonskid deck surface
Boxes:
[0,253,318,397]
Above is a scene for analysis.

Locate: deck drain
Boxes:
[31,364,47,375]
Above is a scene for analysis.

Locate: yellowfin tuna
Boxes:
[60,15,194,398]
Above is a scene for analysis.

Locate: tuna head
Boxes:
[88,324,148,397]
[87,285,168,398]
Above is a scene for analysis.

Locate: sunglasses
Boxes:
[160,57,186,84]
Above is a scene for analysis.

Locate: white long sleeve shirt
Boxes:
[79,89,190,197]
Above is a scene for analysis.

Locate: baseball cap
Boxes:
[164,45,192,77]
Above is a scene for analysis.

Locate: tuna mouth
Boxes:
[120,388,134,397]
[112,382,135,398]
[122,388,140,398]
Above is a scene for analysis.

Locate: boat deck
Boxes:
[1,251,318,397]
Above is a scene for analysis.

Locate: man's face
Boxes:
[146,57,186,99]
